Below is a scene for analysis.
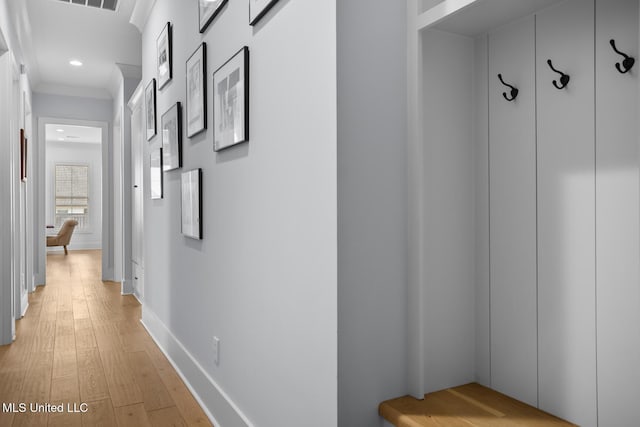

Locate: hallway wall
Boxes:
[140,1,337,426]
[337,1,408,426]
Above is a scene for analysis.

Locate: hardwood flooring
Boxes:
[379,383,577,427]
[0,250,212,427]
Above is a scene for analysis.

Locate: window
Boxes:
[55,164,89,229]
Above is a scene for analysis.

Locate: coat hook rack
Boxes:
[497,74,519,101]
[610,39,635,74]
[547,59,570,90]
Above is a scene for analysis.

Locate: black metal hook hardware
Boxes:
[547,59,570,89]
[497,74,519,101]
[610,39,635,74]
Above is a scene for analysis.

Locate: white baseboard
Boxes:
[141,306,254,427]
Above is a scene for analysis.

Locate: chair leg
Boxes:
[64,246,68,255]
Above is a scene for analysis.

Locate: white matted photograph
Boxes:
[186,43,207,138]
[145,79,157,140]
[150,148,163,199]
[199,0,227,33]
[181,168,202,240]
[250,0,280,25]
[213,46,249,151]
[162,102,182,171]
[156,22,172,89]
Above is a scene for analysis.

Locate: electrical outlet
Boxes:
[213,336,220,366]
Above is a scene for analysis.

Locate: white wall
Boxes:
[45,140,102,251]
[32,92,112,283]
[140,1,337,426]
[336,1,408,426]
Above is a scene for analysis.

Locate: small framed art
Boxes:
[157,22,172,89]
[181,168,202,240]
[213,46,249,151]
[186,43,207,138]
[250,0,280,25]
[199,0,227,33]
[145,79,157,140]
[150,148,163,199]
[20,129,27,182]
[162,102,182,171]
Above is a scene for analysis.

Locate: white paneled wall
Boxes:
[414,0,640,425]
[488,15,537,408]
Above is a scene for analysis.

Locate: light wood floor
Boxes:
[0,250,213,427]
[379,383,577,427]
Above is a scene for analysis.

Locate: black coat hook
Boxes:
[497,74,518,101]
[610,39,635,74]
[547,59,570,89]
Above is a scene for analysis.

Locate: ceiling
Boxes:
[19,0,142,97]
[46,123,102,144]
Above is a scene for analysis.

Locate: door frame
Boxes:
[36,117,110,286]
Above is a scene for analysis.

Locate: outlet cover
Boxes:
[213,336,220,365]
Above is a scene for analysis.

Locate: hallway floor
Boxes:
[0,250,213,427]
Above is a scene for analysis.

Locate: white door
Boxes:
[595,0,640,424]
[536,0,597,425]
[488,15,538,408]
[130,92,144,301]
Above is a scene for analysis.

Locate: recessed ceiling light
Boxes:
[69,59,83,67]
[56,128,64,132]
[58,138,65,141]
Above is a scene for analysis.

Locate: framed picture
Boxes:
[145,79,157,140]
[199,0,227,33]
[186,43,207,138]
[162,102,182,171]
[150,148,163,199]
[250,0,280,25]
[213,46,249,151]
[181,168,202,240]
[157,22,172,89]
[20,129,27,182]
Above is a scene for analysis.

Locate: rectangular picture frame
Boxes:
[199,0,227,33]
[181,168,202,240]
[157,22,172,89]
[20,129,27,182]
[145,79,157,140]
[150,148,163,199]
[213,46,249,151]
[162,102,182,171]
[249,0,280,25]
[186,43,207,138]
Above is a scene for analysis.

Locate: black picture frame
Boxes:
[249,0,280,25]
[145,79,157,141]
[162,102,182,171]
[150,148,163,199]
[186,43,207,138]
[181,168,202,240]
[157,22,172,89]
[199,0,227,33]
[213,46,249,151]
[20,129,27,182]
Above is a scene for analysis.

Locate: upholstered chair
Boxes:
[46,219,78,255]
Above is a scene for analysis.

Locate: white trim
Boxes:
[141,306,254,427]
[129,0,157,32]
[407,0,426,399]
[416,0,479,31]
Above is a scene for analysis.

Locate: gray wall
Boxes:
[141,1,338,426]
[337,1,409,426]
[32,92,113,284]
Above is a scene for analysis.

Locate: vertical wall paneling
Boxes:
[536,0,597,425]
[595,0,640,425]
[488,16,538,408]
[422,29,476,393]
